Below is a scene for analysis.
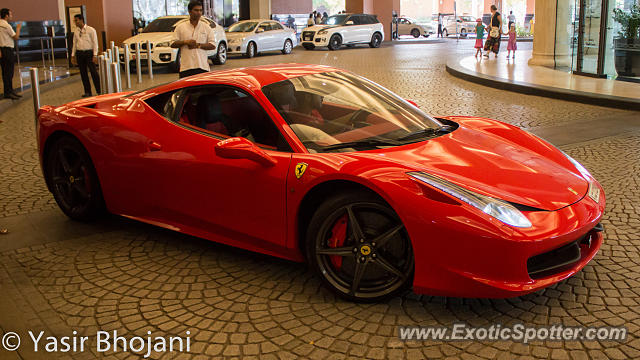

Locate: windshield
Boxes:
[262,72,445,153]
[324,15,348,25]
[142,18,183,33]
[227,21,258,32]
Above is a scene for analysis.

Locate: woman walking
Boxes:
[483,5,502,58]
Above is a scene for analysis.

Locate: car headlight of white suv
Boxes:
[156,42,171,47]
[317,30,328,35]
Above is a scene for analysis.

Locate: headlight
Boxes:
[317,30,328,35]
[560,151,591,179]
[408,172,532,228]
[156,42,171,47]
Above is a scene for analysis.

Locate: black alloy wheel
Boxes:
[306,192,414,302]
[369,33,382,48]
[213,42,227,64]
[411,28,421,38]
[245,42,256,58]
[328,34,342,50]
[45,136,105,221]
[282,39,293,54]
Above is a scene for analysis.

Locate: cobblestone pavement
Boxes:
[1,40,639,359]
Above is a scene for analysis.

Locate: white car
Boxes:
[396,17,431,38]
[442,15,477,37]
[301,13,384,50]
[226,19,297,58]
[119,15,227,72]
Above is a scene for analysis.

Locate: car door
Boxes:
[269,21,287,50]
[132,85,293,249]
[255,22,274,50]
[398,18,410,36]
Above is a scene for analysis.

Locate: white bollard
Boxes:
[124,45,131,89]
[146,40,153,80]
[30,68,40,125]
[97,54,105,94]
[103,56,113,93]
[135,43,142,83]
[111,63,121,93]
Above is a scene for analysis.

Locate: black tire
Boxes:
[282,39,293,54]
[302,43,315,50]
[305,192,414,302]
[369,33,382,48]
[169,50,180,73]
[213,42,227,65]
[245,41,256,58]
[45,136,105,221]
[411,28,421,38]
[443,29,448,37]
[460,29,467,38]
[328,34,342,50]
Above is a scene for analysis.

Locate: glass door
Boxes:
[573,0,609,76]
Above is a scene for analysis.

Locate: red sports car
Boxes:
[37,64,605,301]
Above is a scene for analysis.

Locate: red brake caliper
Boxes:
[327,214,348,270]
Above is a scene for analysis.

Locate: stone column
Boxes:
[250,0,271,19]
[527,0,555,67]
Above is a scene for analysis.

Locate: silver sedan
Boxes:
[226,19,297,58]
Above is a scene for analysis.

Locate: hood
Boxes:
[122,32,174,45]
[354,117,588,211]
[225,32,249,40]
[305,25,339,32]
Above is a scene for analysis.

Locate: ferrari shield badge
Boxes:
[295,162,308,179]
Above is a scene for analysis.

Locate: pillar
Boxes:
[528,0,565,68]
[346,0,399,41]
[250,0,271,19]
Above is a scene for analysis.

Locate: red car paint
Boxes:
[37,64,605,298]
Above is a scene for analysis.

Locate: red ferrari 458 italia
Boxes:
[37,64,605,301]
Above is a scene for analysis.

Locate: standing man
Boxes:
[171,0,216,79]
[0,8,22,100]
[507,11,516,30]
[437,14,443,38]
[71,14,100,97]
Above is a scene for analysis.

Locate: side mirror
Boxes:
[215,137,276,167]
[406,99,420,108]
[345,20,354,25]
[256,28,265,33]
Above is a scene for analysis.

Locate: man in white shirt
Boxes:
[171,0,216,78]
[71,14,101,97]
[0,8,22,100]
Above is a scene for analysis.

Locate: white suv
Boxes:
[301,13,384,50]
[120,16,227,72]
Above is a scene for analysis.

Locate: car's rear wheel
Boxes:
[306,192,414,302]
[411,28,421,38]
[245,41,256,58]
[213,42,227,64]
[282,39,293,54]
[369,33,382,48]
[328,34,342,50]
[45,136,105,221]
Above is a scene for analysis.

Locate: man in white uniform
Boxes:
[171,0,216,78]
[71,14,101,97]
[0,8,22,100]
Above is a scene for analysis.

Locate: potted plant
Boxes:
[613,4,640,77]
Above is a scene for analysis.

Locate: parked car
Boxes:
[37,64,605,302]
[442,15,477,37]
[301,13,384,50]
[226,19,297,58]
[414,17,436,35]
[396,17,431,38]
[119,15,227,72]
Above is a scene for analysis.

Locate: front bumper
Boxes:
[118,46,177,64]
[400,178,606,298]
[227,41,246,54]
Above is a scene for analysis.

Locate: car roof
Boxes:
[140,64,343,95]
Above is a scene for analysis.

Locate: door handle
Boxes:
[148,140,162,151]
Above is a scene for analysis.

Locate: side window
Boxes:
[270,22,283,30]
[351,16,362,25]
[258,22,270,32]
[144,90,182,120]
[369,15,380,24]
[175,86,291,151]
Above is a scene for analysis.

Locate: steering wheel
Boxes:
[347,110,369,129]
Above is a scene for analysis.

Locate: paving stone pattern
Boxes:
[0,40,639,359]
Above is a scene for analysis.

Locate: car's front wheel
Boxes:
[282,39,293,54]
[460,28,467,37]
[328,34,342,50]
[45,136,105,221]
[369,33,382,48]
[411,28,421,38]
[213,42,227,64]
[306,192,414,302]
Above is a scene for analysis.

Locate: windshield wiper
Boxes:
[398,125,454,141]
[320,138,402,152]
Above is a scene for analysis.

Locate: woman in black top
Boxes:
[483,5,502,58]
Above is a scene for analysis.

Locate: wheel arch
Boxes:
[41,130,87,192]
[296,179,391,260]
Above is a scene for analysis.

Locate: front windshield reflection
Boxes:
[227,21,258,32]
[262,71,445,153]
